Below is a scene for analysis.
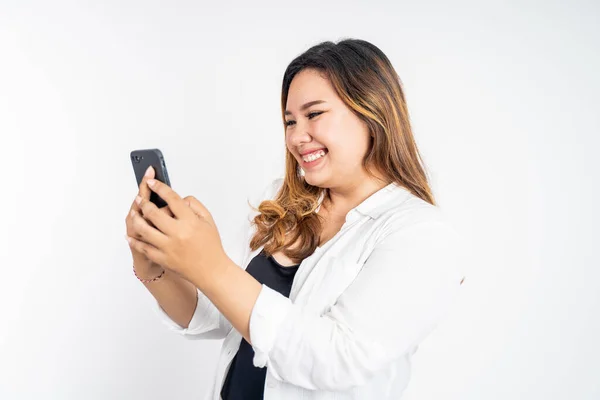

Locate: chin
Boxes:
[304,172,327,187]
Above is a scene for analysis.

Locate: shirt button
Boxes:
[267,379,278,388]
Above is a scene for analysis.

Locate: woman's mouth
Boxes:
[301,149,328,168]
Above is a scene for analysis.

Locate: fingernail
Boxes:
[147,179,156,187]
[130,209,135,217]
[125,234,132,243]
[145,166,153,177]
[135,195,142,205]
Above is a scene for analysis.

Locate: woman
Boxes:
[125,38,467,400]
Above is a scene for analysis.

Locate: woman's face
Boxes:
[284,68,373,189]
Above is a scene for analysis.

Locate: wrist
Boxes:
[133,263,165,282]
[190,255,234,294]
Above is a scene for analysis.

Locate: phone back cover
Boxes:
[130,148,171,208]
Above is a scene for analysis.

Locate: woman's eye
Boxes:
[285,111,323,127]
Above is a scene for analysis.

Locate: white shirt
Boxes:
[154,177,467,400]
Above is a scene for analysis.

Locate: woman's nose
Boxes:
[288,124,312,147]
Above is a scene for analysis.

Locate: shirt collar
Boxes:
[316,181,413,220]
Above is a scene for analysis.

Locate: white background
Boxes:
[1,1,598,399]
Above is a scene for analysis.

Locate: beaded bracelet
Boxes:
[133,264,165,283]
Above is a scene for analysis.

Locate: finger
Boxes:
[141,203,172,226]
[126,209,144,239]
[146,179,193,220]
[138,166,155,203]
[130,209,169,247]
[132,200,172,233]
[137,194,177,236]
[143,206,173,230]
[129,166,155,216]
[160,205,174,218]
[183,196,211,220]
[127,166,159,237]
[125,235,165,266]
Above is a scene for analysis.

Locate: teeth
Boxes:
[303,150,327,162]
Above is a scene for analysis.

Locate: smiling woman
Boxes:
[249,39,437,266]
[132,38,466,400]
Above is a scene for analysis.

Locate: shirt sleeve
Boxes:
[153,177,286,340]
[248,219,467,391]
[152,217,253,340]
[153,287,233,340]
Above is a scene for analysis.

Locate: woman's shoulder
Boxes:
[376,189,468,252]
[380,189,445,228]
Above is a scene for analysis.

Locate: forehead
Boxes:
[286,69,336,108]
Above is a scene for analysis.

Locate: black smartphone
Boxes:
[130,148,171,208]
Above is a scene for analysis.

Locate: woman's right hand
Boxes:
[125,166,174,277]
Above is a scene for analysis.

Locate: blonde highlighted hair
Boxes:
[249,38,436,264]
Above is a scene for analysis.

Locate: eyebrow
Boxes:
[284,100,326,116]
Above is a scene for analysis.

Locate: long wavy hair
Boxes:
[248,38,436,264]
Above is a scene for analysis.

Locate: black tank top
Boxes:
[220,248,300,400]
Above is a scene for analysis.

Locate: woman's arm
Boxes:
[188,219,466,391]
[188,256,263,342]
[143,264,232,340]
[148,220,252,340]
[149,178,284,339]
[141,266,198,329]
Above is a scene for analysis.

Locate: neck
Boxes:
[322,174,390,219]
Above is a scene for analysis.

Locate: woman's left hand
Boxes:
[126,178,228,282]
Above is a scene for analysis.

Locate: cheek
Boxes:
[329,131,367,159]
[323,115,366,152]
[285,134,296,152]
